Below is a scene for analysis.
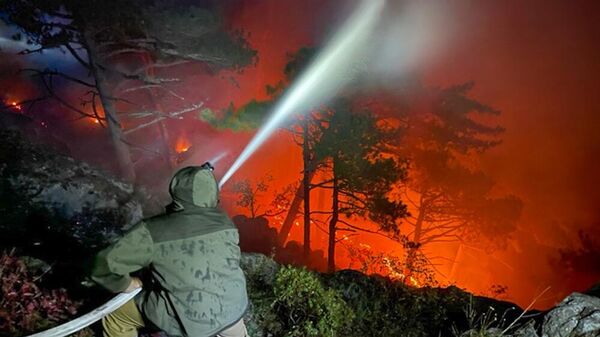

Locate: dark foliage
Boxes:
[244,261,527,337]
[0,252,82,337]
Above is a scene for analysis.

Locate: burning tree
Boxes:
[385,83,523,281]
[276,48,409,268]
[0,0,255,181]
[310,99,408,272]
[207,47,410,271]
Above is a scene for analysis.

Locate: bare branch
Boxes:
[310,211,333,215]
[105,48,147,58]
[121,84,162,93]
[117,69,181,85]
[96,39,157,50]
[122,110,163,119]
[21,68,95,88]
[338,190,367,204]
[64,43,91,69]
[34,74,98,119]
[123,102,204,135]
[131,59,191,74]
[337,219,398,241]
[18,46,48,55]
[421,232,463,245]
[121,84,185,101]
[310,179,334,189]
[159,49,228,64]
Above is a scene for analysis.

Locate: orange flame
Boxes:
[175,135,192,154]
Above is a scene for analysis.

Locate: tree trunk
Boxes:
[157,120,173,168]
[278,170,316,245]
[302,119,312,261]
[83,33,136,182]
[328,173,339,273]
[405,194,425,283]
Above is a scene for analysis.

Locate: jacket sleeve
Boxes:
[91,222,154,293]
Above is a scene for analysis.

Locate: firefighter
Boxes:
[91,164,249,337]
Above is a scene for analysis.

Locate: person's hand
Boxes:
[124,277,142,293]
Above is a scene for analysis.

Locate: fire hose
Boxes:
[25,288,142,337]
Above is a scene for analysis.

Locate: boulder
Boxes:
[542,293,600,337]
[0,130,144,251]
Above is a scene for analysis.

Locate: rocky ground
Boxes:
[1,130,599,337]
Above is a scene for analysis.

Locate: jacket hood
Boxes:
[168,165,219,211]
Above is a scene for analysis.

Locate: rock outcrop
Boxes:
[541,293,600,337]
[0,130,143,250]
[477,292,600,337]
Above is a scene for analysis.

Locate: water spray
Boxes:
[219,0,386,188]
[208,151,228,167]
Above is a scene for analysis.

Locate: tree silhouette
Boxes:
[557,228,600,286]
[311,99,408,272]
[232,175,293,220]
[380,83,523,281]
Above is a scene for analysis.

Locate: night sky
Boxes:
[1,0,599,309]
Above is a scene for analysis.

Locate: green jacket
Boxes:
[92,166,248,337]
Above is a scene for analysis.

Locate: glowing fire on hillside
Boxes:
[2,99,22,112]
[175,135,192,154]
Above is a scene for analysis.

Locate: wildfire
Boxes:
[7,101,22,111]
[175,135,192,154]
[347,243,422,287]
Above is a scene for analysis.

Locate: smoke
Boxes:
[420,0,600,308]
[367,1,452,80]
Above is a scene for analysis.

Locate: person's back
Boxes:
[91,164,249,337]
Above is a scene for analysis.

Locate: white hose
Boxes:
[25,288,142,337]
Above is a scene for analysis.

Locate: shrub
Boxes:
[0,251,81,336]
[325,270,468,337]
[271,266,353,337]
